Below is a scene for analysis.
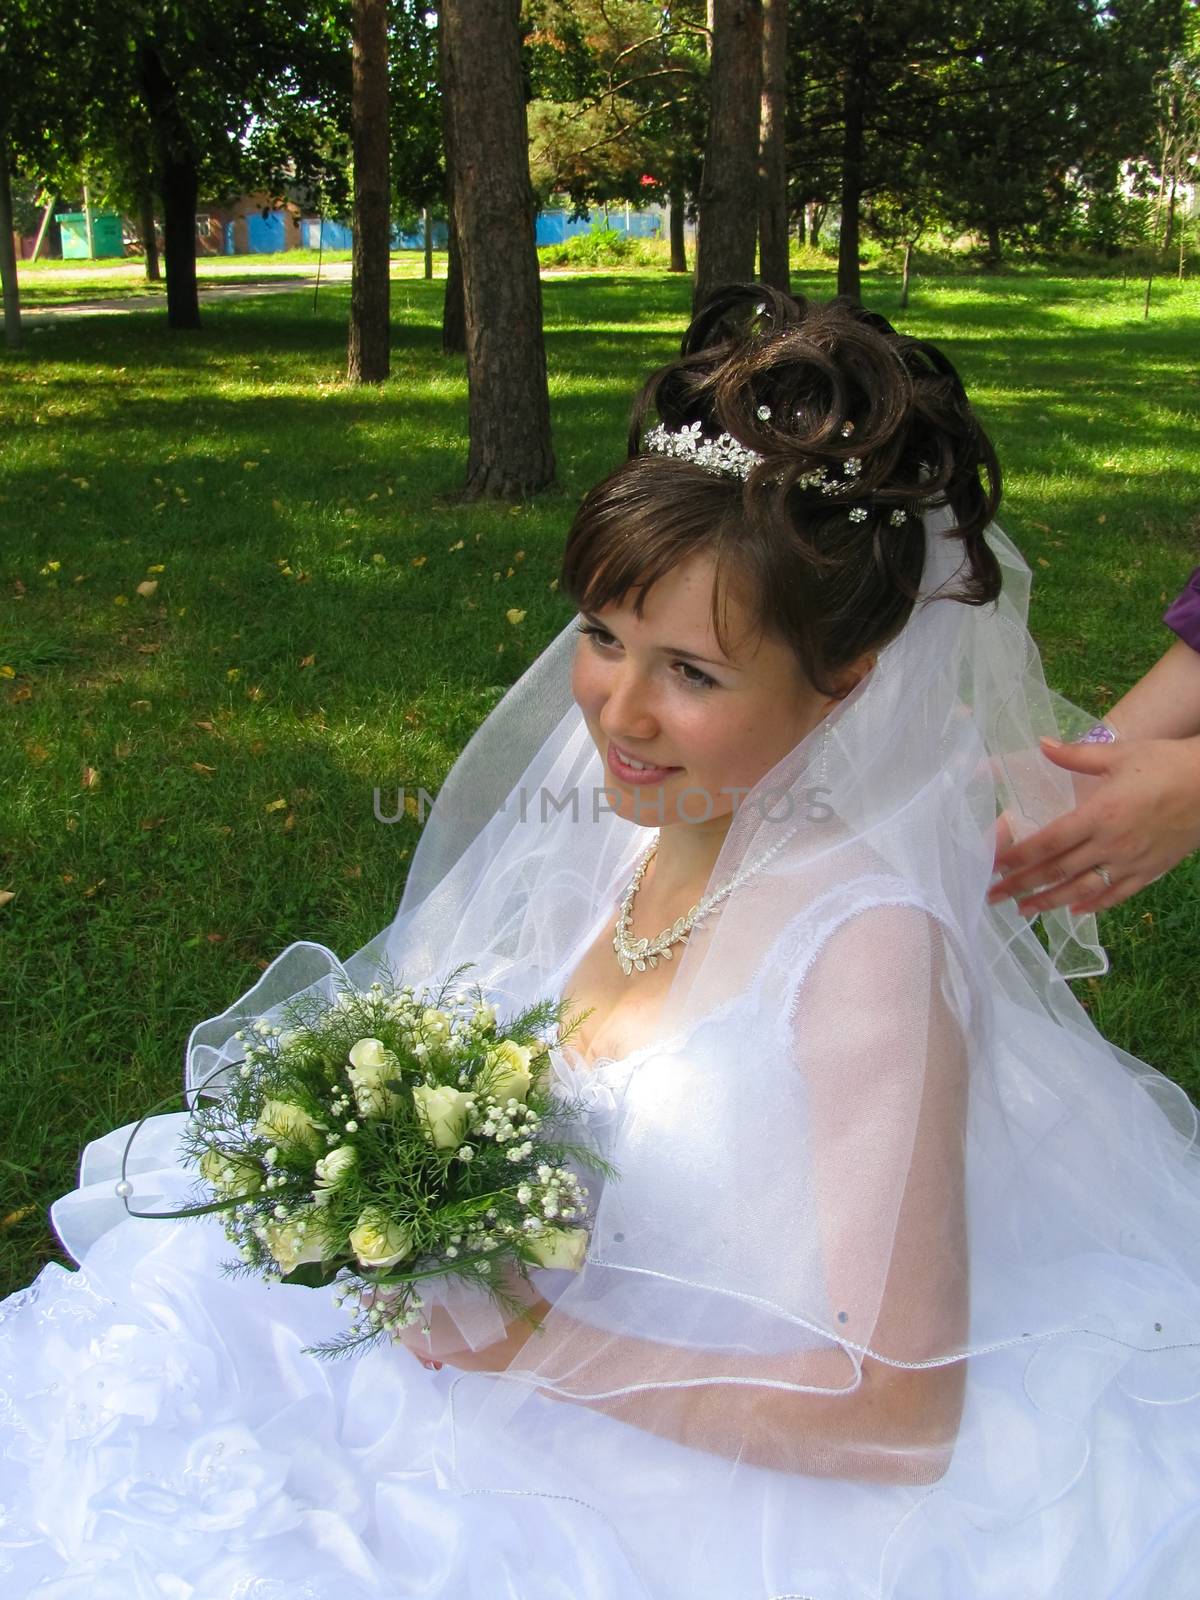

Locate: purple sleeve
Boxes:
[1164,567,1200,653]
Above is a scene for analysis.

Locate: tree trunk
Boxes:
[694,0,763,310]
[139,188,160,282]
[160,154,201,329]
[1164,175,1177,252]
[348,0,391,384]
[795,208,806,248]
[0,136,21,351]
[756,0,788,293]
[440,0,554,499]
[837,65,865,301]
[437,5,466,353]
[984,218,1002,268]
[423,207,433,278]
[442,200,466,353]
[668,186,688,271]
[809,202,825,247]
[899,238,912,309]
[141,44,201,329]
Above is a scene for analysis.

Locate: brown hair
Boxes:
[559,285,1002,695]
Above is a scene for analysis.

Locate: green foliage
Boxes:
[524,0,707,207]
[538,224,656,265]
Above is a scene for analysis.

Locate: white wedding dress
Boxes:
[4,942,1200,1600]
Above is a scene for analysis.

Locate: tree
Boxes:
[441,0,554,498]
[757,0,789,292]
[695,0,763,308]
[524,0,707,260]
[348,0,390,383]
[0,0,77,349]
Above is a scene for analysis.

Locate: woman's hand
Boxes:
[988,734,1200,915]
[399,1278,554,1375]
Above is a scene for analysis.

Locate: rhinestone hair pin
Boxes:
[641,410,909,523]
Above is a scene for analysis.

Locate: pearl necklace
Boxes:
[612,825,799,976]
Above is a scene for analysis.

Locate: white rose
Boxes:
[525,1227,589,1272]
[277,1028,308,1051]
[349,1206,414,1270]
[348,1037,388,1071]
[347,1038,401,1118]
[412,1083,473,1149]
[313,1144,357,1204]
[472,1003,498,1033]
[484,1039,533,1103]
[420,1007,453,1042]
[262,1216,329,1274]
[254,1099,322,1151]
[199,1148,262,1196]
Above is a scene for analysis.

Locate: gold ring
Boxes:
[1091,865,1112,888]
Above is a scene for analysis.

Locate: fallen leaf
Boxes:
[283,812,296,832]
[82,765,100,789]
[505,567,515,578]
[343,864,362,879]
[506,609,526,625]
[2,1205,37,1227]
[114,740,133,759]
[25,741,49,763]
[0,665,14,679]
[514,550,526,561]
[130,699,152,711]
[194,720,216,732]
[136,580,159,598]
[0,890,15,909]
[298,654,316,669]
[39,560,61,575]
[243,460,259,471]
[264,797,287,812]
[371,553,387,565]
[137,642,162,654]
[1097,513,1107,524]
[82,878,106,898]
[114,595,129,606]
[140,816,165,830]
[548,579,559,591]
[226,667,241,682]
[60,874,76,885]
[411,555,427,568]
[1037,557,1050,568]
[191,761,217,776]
[448,539,464,551]
[206,932,225,943]
[147,564,166,574]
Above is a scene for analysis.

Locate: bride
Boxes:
[3,286,1199,1598]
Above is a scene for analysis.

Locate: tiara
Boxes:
[641,411,909,523]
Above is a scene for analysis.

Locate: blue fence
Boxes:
[291,208,666,254]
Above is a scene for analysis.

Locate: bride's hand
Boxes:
[399,1273,554,1375]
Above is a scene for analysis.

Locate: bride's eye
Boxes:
[575,622,616,649]
[677,662,717,690]
[574,623,718,690]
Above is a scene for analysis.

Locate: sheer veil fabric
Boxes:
[4,508,1200,1597]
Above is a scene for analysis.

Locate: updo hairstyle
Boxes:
[559,285,1003,696]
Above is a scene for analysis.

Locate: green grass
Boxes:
[1,269,1198,1300]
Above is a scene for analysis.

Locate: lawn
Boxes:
[1,266,1198,1300]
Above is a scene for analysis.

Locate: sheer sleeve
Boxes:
[452,893,972,1484]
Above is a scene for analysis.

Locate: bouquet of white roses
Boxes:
[171,965,612,1358]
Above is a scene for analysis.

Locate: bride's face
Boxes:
[571,550,837,832]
